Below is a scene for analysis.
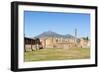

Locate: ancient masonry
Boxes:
[25,29,90,51]
[40,37,90,49]
[39,29,90,49]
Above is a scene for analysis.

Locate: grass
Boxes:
[24,48,90,62]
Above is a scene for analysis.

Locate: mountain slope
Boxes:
[35,31,75,39]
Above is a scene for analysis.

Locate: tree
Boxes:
[82,36,89,41]
[86,36,89,41]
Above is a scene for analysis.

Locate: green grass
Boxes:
[24,48,90,62]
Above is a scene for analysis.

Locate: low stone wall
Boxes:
[25,44,40,51]
[25,44,32,51]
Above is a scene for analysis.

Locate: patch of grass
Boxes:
[24,48,90,62]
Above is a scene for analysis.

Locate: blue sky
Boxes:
[24,11,90,38]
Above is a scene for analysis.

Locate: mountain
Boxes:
[63,34,75,38]
[35,31,75,39]
[35,31,61,38]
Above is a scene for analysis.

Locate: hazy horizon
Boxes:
[24,11,90,38]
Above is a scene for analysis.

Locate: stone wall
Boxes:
[25,44,40,51]
[40,37,90,49]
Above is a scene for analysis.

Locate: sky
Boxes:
[24,11,90,38]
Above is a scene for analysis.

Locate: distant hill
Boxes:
[63,34,75,38]
[35,31,75,39]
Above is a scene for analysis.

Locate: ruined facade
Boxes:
[24,29,90,51]
[24,37,43,51]
[24,36,90,52]
[40,37,90,49]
